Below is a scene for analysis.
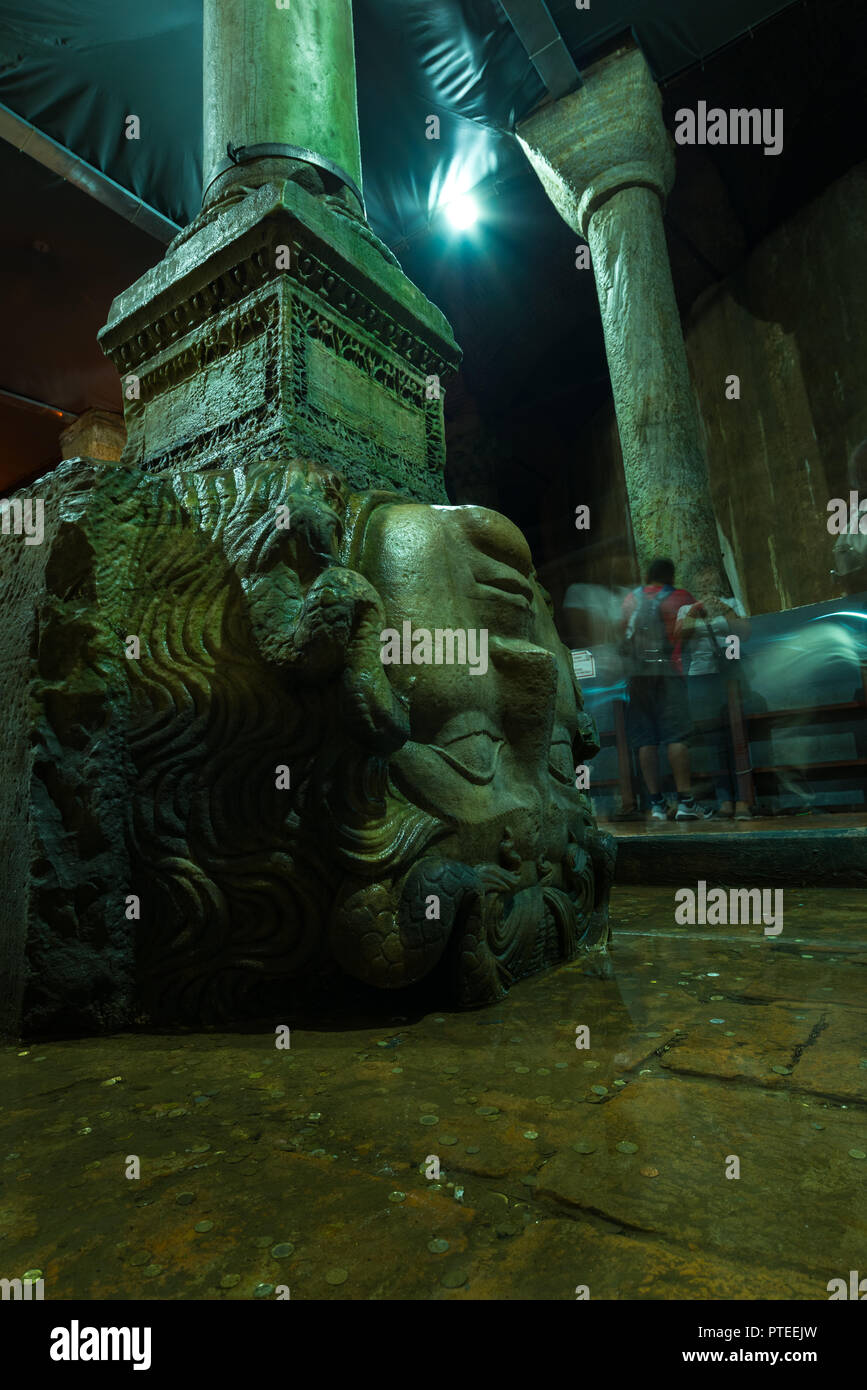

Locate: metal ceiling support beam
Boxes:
[497,0,581,99]
[0,385,77,421]
[0,103,179,244]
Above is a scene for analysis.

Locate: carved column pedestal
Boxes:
[99,180,460,501]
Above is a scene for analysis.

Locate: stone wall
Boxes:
[0,461,137,1037]
[686,160,867,613]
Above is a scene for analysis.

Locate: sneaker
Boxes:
[650,802,668,821]
[675,801,700,820]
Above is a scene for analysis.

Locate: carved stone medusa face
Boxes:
[357,501,594,870]
[328,497,615,1004]
[32,458,613,1023]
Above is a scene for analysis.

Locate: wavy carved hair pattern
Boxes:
[110,461,322,1019]
[105,457,444,1021]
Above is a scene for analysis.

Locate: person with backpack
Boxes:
[619,557,705,821]
[676,564,752,819]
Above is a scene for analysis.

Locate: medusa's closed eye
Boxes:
[429,713,505,786]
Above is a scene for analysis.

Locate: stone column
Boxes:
[100,0,459,498]
[517,41,722,586]
[203,0,363,212]
[59,408,126,463]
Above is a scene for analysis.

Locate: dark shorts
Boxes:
[627,675,692,750]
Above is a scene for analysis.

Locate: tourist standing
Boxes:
[620,558,705,821]
[676,565,752,819]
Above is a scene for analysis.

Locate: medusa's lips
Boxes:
[472,563,534,608]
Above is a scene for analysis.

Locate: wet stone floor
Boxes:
[2,887,866,1301]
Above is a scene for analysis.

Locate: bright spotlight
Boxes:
[444,193,479,230]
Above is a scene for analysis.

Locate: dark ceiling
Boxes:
[0,0,794,236]
[1,0,865,492]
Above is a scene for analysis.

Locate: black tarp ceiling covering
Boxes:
[0,0,795,244]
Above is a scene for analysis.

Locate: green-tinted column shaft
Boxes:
[203,0,363,204]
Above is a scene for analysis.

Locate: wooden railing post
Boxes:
[727,678,754,806]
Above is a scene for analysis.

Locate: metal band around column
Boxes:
[205,141,366,216]
[576,160,671,238]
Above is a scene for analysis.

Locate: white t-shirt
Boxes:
[676,597,747,676]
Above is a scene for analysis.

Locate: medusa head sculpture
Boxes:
[70,456,614,1022]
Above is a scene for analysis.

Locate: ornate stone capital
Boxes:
[517,41,675,239]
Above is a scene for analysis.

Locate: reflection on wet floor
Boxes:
[2,887,865,1300]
